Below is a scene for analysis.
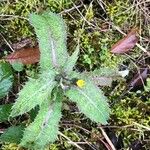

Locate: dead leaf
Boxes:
[4,47,40,64]
[11,38,33,50]
[129,68,149,89]
[111,28,139,54]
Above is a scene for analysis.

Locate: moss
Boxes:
[109,83,150,148]
[0,0,150,149]
[0,0,73,42]
[106,0,133,26]
[1,143,24,150]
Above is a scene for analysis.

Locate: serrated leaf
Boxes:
[0,125,25,144]
[29,12,68,71]
[84,68,121,86]
[10,71,56,118]
[0,104,12,122]
[92,68,120,77]
[91,76,113,87]
[20,88,62,149]
[64,44,79,73]
[65,74,110,124]
[0,62,13,99]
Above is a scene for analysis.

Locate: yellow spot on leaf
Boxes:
[76,79,85,88]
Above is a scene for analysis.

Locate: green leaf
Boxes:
[90,67,120,77]
[0,125,25,144]
[65,73,110,125]
[11,62,24,72]
[10,71,56,118]
[0,62,13,99]
[20,88,62,149]
[84,68,121,86]
[29,12,68,71]
[0,104,12,122]
[64,44,79,73]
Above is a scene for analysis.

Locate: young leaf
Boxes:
[0,104,12,122]
[92,68,120,77]
[0,125,25,144]
[65,74,110,124]
[84,68,121,86]
[10,71,56,118]
[64,44,79,73]
[29,12,69,70]
[0,62,13,98]
[11,62,24,72]
[4,47,40,65]
[111,28,138,54]
[91,76,113,87]
[20,89,62,149]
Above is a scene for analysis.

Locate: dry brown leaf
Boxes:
[11,38,33,50]
[4,47,40,64]
[111,28,139,54]
[129,68,149,89]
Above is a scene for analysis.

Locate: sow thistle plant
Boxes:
[9,11,115,149]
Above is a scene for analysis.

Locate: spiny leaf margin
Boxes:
[64,44,79,74]
[20,89,62,149]
[29,12,68,70]
[10,71,56,118]
[65,73,110,125]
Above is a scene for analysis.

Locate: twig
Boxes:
[99,124,133,129]
[71,1,97,28]
[96,0,107,13]
[62,123,91,134]
[133,122,150,131]
[136,43,150,55]
[99,138,112,150]
[0,14,28,20]
[0,33,14,52]
[58,131,84,150]
[60,4,83,14]
[99,127,116,150]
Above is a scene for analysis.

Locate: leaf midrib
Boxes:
[77,88,106,122]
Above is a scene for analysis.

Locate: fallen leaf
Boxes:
[111,28,139,54]
[104,128,124,149]
[129,139,144,150]
[4,47,40,65]
[129,68,149,89]
[11,38,33,50]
